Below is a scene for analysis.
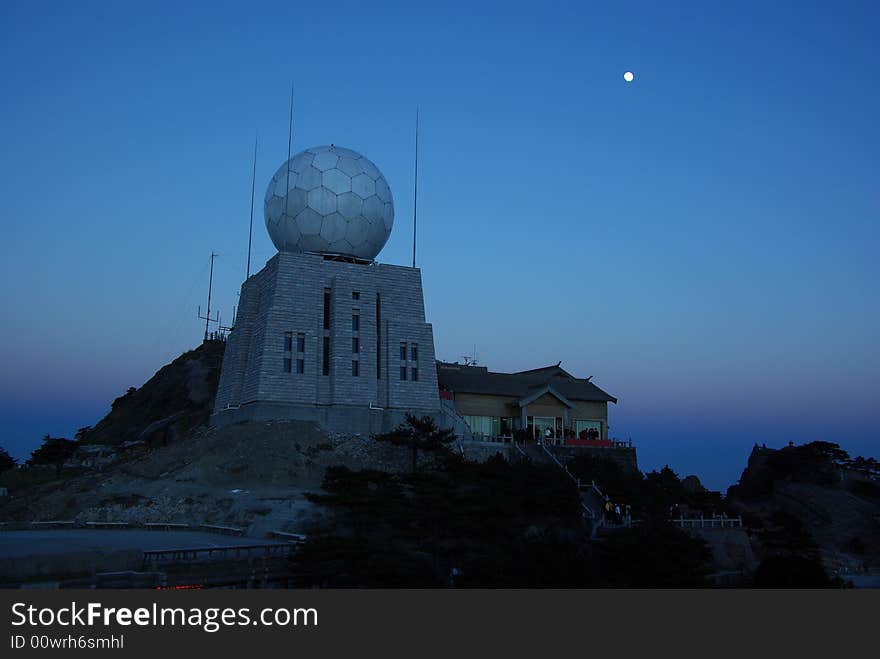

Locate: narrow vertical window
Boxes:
[323,288,331,330]
[296,359,304,374]
[352,313,360,331]
[352,337,359,354]
[323,288,331,376]
[284,332,293,352]
[376,294,381,379]
[283,358,292,373]
[410,343,418,362]
[296,333,305,353]
[352,360,360,377]
[400,365,407,381]
[411,367,419,381]
[400,342,407,361]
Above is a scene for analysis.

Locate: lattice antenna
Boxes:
[461,346,479,366]
[197,252,219,341]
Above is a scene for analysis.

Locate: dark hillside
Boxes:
[78,340,224,447]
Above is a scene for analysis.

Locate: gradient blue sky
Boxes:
[1,0,877,489]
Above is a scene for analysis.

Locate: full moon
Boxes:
[623,71,634,82]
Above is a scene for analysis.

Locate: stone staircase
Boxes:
[439,397,474,446]
[513,441,618,537]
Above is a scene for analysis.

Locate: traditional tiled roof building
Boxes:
[437,361,617,444]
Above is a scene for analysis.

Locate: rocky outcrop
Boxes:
[687,527,756,576]
[681,475,707,494]
[727,442,880,578]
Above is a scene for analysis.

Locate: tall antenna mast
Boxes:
[246,135,258,279]
[198,252,219,341]
[412,107,419,269]
[283,85,294,221]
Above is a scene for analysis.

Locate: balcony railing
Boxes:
[465,434,633,449]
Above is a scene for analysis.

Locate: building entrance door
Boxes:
[534,417,555,443]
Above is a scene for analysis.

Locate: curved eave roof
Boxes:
[437,362,617,404]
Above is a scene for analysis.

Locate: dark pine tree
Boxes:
[27,436,78,474]
[372,414,456,473]
[0,446,16,474]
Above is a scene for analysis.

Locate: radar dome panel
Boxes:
[264,145,394,260]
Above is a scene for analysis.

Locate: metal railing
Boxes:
[470,435,634,449]
[199,523,245,536]
[439,398,474,441]
[269,530,307,542]
[142,542,297,566]
[144,522,190,531]
[671,516,743,529]
[540,444,600,521]
[12,520,247,536]
[85,521,130,529]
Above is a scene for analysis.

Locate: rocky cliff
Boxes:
[727,443,880,579]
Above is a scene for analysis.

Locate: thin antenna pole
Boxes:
[412,107,419,269]
[283,85,294,220]
[246,135,258,279]
[204,252,216,341]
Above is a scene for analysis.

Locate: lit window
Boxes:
[574,420,602,440]
[464,415,499,439]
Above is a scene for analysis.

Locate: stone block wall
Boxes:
[213,252,440,433]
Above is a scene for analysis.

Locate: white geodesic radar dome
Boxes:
[264,145,394,260]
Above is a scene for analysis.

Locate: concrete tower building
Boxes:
[212,145,440,433]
